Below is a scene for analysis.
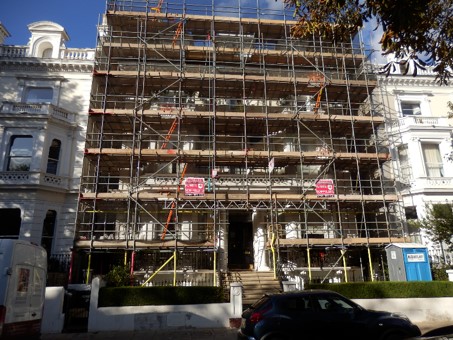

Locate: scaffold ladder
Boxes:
[172,21,184,47]
[161,118,178,149]
[308,73,327,114]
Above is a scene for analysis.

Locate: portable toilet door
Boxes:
[402,246,432,281]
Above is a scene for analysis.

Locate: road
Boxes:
[41,321,453,340]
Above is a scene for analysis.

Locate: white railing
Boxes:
[0,45,28,57]
[411,177,453,190]
[389,116,449,130]
[0,102,76,124]
[0,45,94,61]
[61,48,95,60]
[0,171,69,189]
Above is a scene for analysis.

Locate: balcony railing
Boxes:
[0,102,76,125]
[389,116,450,131]
[0,45,95,60]
[410,177,453,191]
[0,171,69,189]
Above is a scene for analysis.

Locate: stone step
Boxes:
[221,270,282,306]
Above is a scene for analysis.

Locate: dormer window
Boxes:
[25,87,53,104]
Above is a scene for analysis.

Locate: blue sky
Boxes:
[0,0,383,61]
[0,0,106,48]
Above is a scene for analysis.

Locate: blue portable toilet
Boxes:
[385,243,432,281]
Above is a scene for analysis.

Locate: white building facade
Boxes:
[375,61,453,266]
[0,22,94,279]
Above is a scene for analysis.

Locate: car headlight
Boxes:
[390,313,410,321]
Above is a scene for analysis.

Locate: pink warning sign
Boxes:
[184,177,205,196]
[315,179,335,196]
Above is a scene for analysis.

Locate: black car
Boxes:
[238,289,421,340]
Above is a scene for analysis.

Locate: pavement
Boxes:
[40,321,453,340]
[41,327,238,339]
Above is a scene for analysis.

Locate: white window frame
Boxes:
[395,94,431,118]
[421,143,444,178]
[17,77,62,105]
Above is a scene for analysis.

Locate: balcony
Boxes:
[388,116,451,133]
[0,102,76,125]
[0,45,95,60]
[409,177,453,193]
[0,171,69,190]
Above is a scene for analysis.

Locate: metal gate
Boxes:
[63,285,91,332]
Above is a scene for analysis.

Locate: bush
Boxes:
[432,265,453,281]
[305,281,453,299]
[103,265,132,287]
[99,286,226,307]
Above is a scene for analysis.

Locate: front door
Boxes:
[228,216,253,270]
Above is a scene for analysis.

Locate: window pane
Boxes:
[46,139,61,174]
[422,144,443,177]
[401,102,421,116]
[25,87,53,103]
[8,136,33,171]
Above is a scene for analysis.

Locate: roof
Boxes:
[385,243,427,249]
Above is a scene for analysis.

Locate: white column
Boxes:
[253,210,270,271]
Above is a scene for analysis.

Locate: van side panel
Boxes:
[0,240,47,338]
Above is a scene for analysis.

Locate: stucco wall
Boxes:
[88,278,241,332]
[41,279,453,334]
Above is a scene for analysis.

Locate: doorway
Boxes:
[228,213,253,270]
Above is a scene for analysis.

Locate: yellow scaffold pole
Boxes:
[213,251,217,286]
[307,248,312,282]
[368,247,375,282]
[141,252,175,286]
[173,250,177,286]
[341,249,348,282]
[124,250,127,266]
[85,253,91,285]
[271,232,277,279]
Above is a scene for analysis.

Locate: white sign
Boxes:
[407,253,425,263]
[269,157,275,172]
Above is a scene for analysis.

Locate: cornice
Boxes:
[0,59,94,73]
[377,74,443,88]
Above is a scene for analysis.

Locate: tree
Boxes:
[417,203,453,252]
[281,0,453,84]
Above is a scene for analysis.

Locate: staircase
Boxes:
[221,270,282,306]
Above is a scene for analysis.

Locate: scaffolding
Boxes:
[74,0,408,285]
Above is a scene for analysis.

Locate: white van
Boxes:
[0,239,47,338]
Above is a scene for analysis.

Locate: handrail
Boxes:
[270,231,276,279]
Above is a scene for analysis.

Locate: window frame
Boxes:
[46,139,61,175]
[7,135,34,172]
[24,87,54,104]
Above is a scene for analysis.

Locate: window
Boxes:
[7,136,33,171]
[25,87,53,103]
[0,208,21,238]
[46,139,61,174]
[41,210,56,256]
[422,143,443,177]
[397,144,412,180]
[42,48,53,58]
[401,102,421,116]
